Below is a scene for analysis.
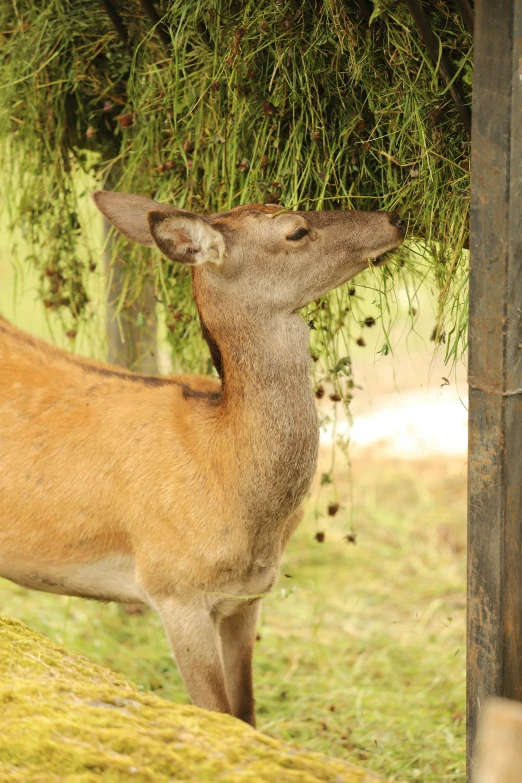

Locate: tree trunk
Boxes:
[104,224,158,374]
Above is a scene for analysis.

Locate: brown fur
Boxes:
[0,194,405,725]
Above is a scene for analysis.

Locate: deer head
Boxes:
[92,192,405,331]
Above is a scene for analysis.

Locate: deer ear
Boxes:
[147,211,225,266]
[91,191,175,246]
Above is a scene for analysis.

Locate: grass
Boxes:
[0,0,471,375]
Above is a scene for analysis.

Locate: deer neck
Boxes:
[201,307,319,525]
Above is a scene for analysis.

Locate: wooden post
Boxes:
[467,0,522,779]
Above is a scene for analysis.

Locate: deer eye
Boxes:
[286,227,308,241]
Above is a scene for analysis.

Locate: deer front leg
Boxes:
[155,596,232,716]
[219,600,261,727]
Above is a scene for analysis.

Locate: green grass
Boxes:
[0,0,471,370]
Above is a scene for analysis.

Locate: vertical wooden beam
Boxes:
[467,0,522,780]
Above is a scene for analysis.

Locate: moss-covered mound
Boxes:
[0,616,392,783]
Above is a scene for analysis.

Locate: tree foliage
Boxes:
[0,0,471,375]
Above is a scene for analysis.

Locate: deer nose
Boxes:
[390,212,407,236]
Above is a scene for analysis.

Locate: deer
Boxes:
[0,192,405,726]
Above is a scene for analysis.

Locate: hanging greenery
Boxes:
[0,0,471,381]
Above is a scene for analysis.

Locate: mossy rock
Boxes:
[0,616,395,783]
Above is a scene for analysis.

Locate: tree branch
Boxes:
[455,0,474,35]
[404,0,471,136]
[354,0,373,24]
[138,0,171,49]
[99,0,129,49]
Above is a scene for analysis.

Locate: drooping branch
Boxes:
[354,0,373,24]
[404,0,472,136]
[455,0,474,35]
[99,0,130,49]
[138,0,171,49]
